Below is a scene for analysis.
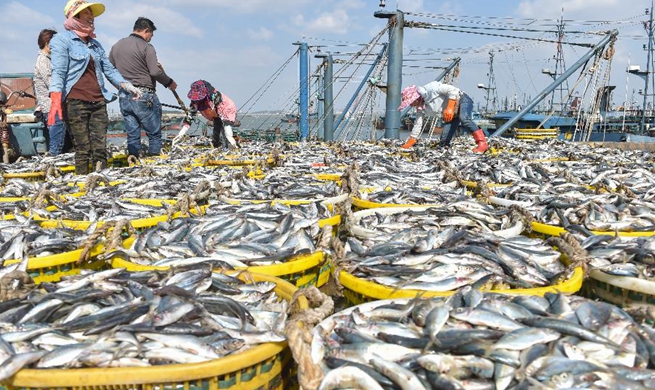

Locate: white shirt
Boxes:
[409,81,462,138]
[417,81,462,117]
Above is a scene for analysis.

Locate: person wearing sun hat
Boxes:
[176,80,239,150]
[398,81,488,153]
[48,0,142,174]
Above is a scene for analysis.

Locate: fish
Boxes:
[313,291,655,389]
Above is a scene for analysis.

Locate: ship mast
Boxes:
[547,9,569,113]
[485,51,498,114]
[640,2,655,133]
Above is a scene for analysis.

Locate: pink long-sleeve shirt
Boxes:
[197,93,237,124]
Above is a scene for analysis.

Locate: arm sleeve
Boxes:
[96,42,126,88]
[145,45,173,88]
[422,81,461,101]
[410,111,425,138]
[48,35,68,93]
[33,56,51,108]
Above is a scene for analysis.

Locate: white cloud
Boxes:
[304,9,351,35]
[397,0,424,13]
[248,27,274,41]
[517,0,623,19]
[100,1,203,38]
[165,0,310,14]
[0,2,57,72]
[338,0,366,9]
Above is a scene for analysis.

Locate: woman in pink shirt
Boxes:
[184,80,238,150]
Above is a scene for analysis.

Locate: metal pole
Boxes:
[293,42,310,140]
[485,53,494,113]
[316,53,334,141]
[435,57,460,84]
[491,30,618,138]
[641,3,654,133]
[316,69,325,140]
[334,44,388,133]
[375,10,403,139]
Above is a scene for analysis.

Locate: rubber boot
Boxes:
[401,137,417,149]
[471,129,488,153]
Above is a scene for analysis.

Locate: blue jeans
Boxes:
[46,112,66,155]
[119,91,162,156]
[440,93,479,145]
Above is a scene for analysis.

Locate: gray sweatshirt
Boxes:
[109,34,173,90]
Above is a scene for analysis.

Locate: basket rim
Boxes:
[7,272,302,387]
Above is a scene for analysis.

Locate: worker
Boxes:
[49,0,142,174]
[398,82,488,153]
[179,80,239,150]
[34,29,68,155]
[109,17,177,158]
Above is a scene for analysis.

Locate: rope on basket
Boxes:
[285,286,334,390]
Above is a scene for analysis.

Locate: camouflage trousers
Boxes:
[64,99,108,175]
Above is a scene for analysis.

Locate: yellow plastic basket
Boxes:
[531,221,655,237]
[352,197,442,209]
[3,272,304,390]
[203,157,275,167]
[37,200,206,232]
[218,194,348,213]
[460,180,512,189]
[111,215,340,288]
[339,263,583,307]
[312,173,343,183]
[3,242,109,284]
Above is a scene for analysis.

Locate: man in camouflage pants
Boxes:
[64,100,109,173]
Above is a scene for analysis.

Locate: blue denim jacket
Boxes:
[49,30,126,102]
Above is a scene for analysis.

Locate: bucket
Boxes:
[584,269,655,307]
[3,242,110,284]
[339,266,583,307]
[2,272,305,390]
[111,214,341,288]
[339,206,583,306]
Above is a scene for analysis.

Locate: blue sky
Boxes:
[1,0,653,117]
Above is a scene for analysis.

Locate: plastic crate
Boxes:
[2,272,304,390]
[111,214,341,288]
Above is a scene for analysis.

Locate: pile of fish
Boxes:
[341,226,568,291]
[576,234,655,280]
[0,267,287,380]
[357,186,468,206]
[0,179,81,198]
[354,203,519,235]
[111,201,330,268]
[516,193,655,232]
[312,290,655,390]
[24,198,172,223]
[222,174,342,201]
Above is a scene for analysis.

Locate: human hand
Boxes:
[122,82,142,100]
[443,99,457,122]
[48,92,62,126]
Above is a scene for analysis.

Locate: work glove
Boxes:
[443,99,457,122]
[122,82,142,100]
[172,123,191,147]
[47,92,63,126]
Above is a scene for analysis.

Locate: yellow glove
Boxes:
[443,99,457,122]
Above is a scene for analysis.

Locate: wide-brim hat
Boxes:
[64,0,105,18]
[398,85,421,111]
[188,80,211,101]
